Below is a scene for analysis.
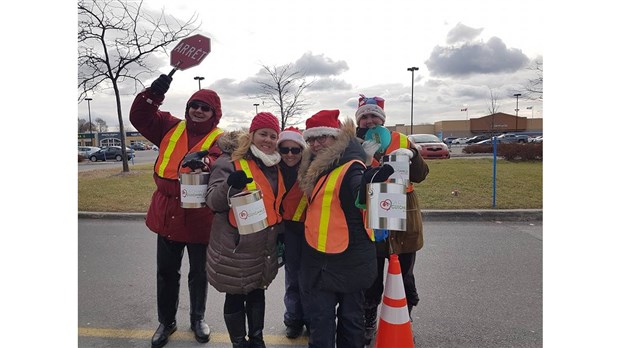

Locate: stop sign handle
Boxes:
[168,62,181,78]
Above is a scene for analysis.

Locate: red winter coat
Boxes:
[129,88,223,244]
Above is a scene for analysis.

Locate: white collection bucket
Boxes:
[179,172,210,208]
[229,189,269,235]
[381,154,410,186]
[366,182,407,231]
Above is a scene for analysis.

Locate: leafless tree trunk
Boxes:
[487,88,501,135]
[254,64,313,130]
[78,0,198,172]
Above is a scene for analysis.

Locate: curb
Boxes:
[78,209,542,222]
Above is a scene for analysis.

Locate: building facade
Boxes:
[387,113,542,139]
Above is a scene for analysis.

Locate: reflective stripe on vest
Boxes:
[227,159,285,227]
[305,160,372,253]
[281,182,307,222]
[154,122,223,179]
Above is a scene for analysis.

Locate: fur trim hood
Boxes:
[297,119,367,196]
[216,130,245,155]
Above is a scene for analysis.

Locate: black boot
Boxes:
[191,319,211,343]
[364,307,377,346]
[188,250,208,343]
[224,311,249,348]
[247,300,266,348]
[151,321,177,348]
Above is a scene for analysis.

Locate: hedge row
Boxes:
[462,143,542,161]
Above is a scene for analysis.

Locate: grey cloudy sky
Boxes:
[74,0,546,132]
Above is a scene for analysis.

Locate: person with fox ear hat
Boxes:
[354,93,430,346]
[297,109,394,347]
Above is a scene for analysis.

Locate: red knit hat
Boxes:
[355,94,386,124]
[303,110,341,140]
[249,112,280,134]
[277,126,306,148]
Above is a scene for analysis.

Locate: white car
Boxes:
[529,135,543,143]
[78,146,100,157]
[451,137,470,145]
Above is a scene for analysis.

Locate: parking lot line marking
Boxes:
[78,327,309,345]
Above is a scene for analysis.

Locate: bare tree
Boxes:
[95,118,109,133]
[487,88,501,135]
[524,59,543,100]
[254,64,313,130]
[78,0,198,172]
[78,118,95,133]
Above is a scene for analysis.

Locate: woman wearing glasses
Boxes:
[297,110,393,347]
[205,112,284,348]
[276,127,308,339]
[129,75,223,348]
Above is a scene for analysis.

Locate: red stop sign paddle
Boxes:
[168,34,211,77]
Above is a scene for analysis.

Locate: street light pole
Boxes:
[513,93,521,131]
[407,67,419,135]
[85,97,93,136]
[194,76,204,89]
[253,103,259,114]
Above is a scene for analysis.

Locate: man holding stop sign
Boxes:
[129,34,220,348]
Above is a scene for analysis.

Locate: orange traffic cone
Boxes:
[374,254,415,348]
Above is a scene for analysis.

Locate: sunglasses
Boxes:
[278,146,302,155]
[188,101,212,112]
[305,135,329,145]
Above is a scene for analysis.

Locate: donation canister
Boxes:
[366,182,407,231]
[229,190,269,235]
[381,154,410,185]
[179,172,210,208]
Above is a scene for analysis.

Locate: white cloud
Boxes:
[77,0,545,131]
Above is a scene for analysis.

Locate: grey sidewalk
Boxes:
[78,209,542,221]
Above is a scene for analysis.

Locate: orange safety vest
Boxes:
[281,181,307,222]
[305,160,373,254]
[371,131,414,192]
[228,159,285,228]
[154,122,224,179]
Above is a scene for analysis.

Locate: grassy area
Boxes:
[78,158,542,212]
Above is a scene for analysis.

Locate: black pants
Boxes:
[365,252,418,311]
[303,287,365,348]
[156,235,208,324]
[283,220,305,328]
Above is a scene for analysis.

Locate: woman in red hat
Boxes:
[297,110,393,347]
[130,74,222,348]
[205,112,285,348]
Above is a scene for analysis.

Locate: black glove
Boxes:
[356,127,369,140]
[150,74,172,95]
[363,164,395,185]
[181,150,209,171]
[227,170,254,189]
[358,164,394,206]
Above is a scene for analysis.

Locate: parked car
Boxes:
[89,146,135,162]
[442,137,458,145]
[78,146,101,157]
[475,138,494,145]
[451,137,470,145]
[465,134,491,144]
[130,143,147,151]
[495,133,529,143]
[408,134,450,159]
[529,135,543,143]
